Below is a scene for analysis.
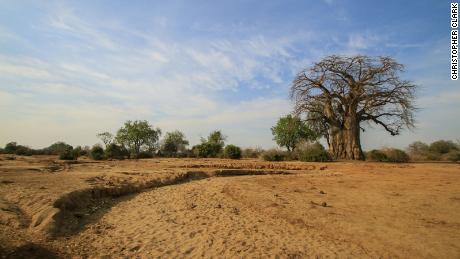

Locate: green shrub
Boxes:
[443,151,460,162]
[366,149,388,162]
[105,143,128,160]
[383,148,410,163]
[4,142,35,156]
[223,145,242,159]
[90,145,105,160]
[137,151,154,159]
[242,147,264,158]
[179,149,195,158]
[425,153,441,161]
[59,148,78,160]
[192,143,222,158]
[429,140,458,154]
[160,130,189,157]
[261,149,287,161]
[44,142,74,155]
[14,145,34,156]
[407,141,430,161]
[72,146,89,157]
[297,142,331,162]
[4,142,18,154]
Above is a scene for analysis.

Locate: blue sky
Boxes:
[0,0,458,149]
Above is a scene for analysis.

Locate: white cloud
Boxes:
[0,6,303,148]
[46,5,119,50]
[0,55,55,80]
[417,89,460,107]
[347,34,368,49]
[346,33,380,50]
[1,2,456,151]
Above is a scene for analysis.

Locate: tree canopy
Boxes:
[97,132,114,147]
[290,55,417,160]
[161,130,189,156]
[115,120,161,158]
[193,130,227,157]
[271,115,317,152]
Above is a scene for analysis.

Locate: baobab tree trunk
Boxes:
[328,114,364,160]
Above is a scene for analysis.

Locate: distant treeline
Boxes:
[0,119,459,163]
[2,139,459,163]
[0,120,244,161]
[365,140,460,163]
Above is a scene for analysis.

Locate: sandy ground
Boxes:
[0,155,459,258]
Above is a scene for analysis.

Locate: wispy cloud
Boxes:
[0,1,456,150]
[0,4,304,148]
[346,33,380,50]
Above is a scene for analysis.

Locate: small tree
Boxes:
[429,140,458,154]
[97,132,114,147]
[4,142,18,154]
[90,145,105,160]
[296,142,331,162]
[271,115,317,152]
[193,130,227,158]
[205,130,226,151]
[59,146,79,160]
[115,120,161,158]
[224,145,242,159]
[105,143,129,160]
[45,142,73,155]
[192,142,222,158]
[407,141,430,160]
[161,131,189,157]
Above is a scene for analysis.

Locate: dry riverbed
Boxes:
[0,155,459,258]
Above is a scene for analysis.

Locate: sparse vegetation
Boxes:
[366,150,388,162]
[59,147,78,160]
[97,132,114,147]
[105,143,129,160]
[2,123,457,165]
[296,142,331,162]
[4,142,34,156]
[383,148,410,163]
[429,140,458,155]
[242,147,264,158]
[261,149,287,161]
[137,151,154,159]
[365,148,409,163]
[406,140,460,161]
[444,151,460,162]
[407,141,431,160]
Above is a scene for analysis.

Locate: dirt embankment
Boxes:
[1,156,297,242]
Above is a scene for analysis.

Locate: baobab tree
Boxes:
[290,55,417,160]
